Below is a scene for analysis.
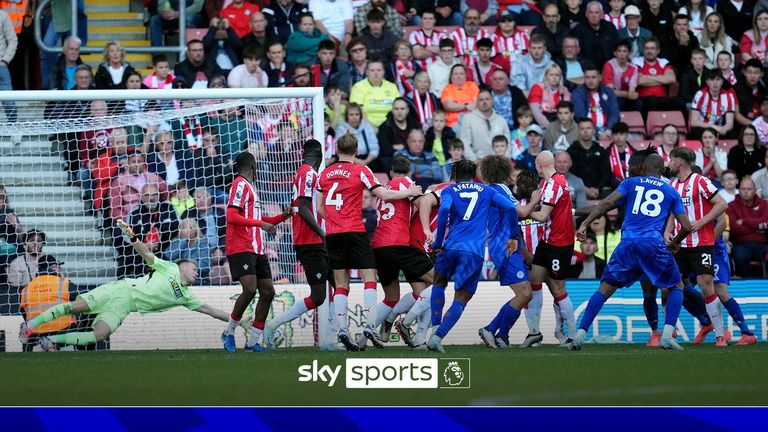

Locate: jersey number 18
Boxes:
[631,186,664,217]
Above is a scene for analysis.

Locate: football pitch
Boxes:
[2,344,767,406]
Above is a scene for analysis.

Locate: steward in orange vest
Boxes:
[20,255,76,336]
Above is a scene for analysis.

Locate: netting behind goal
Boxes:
[0,88,327,351]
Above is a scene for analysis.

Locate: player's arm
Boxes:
[515,191,540,218]
[431,192,452,251]
[226,206,277,235]
[691,192,727,232]
[577,190,624,241]
[117,219,157,265]
[714,212,727,240]
[298,197,325,239]
[262,207,294,226]
[194,303,231,322]
[316,191,326,219]
[669,213,693,253]
[417,192,438,243]
[372,184,423,201]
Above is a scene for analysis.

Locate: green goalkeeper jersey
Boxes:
[128,258,204,314]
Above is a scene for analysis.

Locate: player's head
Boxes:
[668,147,696,176]
[233,151,256,175]
[534,150,555,177]
[515,169,539,200]
[176,259,199,286]
[453,159,477,182]
[390,156,412,178]
[303,139,323,167]
[479,155,512,185]
[336,130,359,156]
[643,153,665,177]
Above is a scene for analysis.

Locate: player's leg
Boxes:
[697,272,726,345]
[399,268,435,347]
[372,248,401,338]
[388,251,434,342]
[640,280,662,346]
[482,254,531,348]
[490,280,532,348]
[431,252,452,326]
[645,245,686,350]
[681,281,716,345]
[24,299,90,334]
[569,282,618,350]
[716,284,757,345]
[223,253,260,352]
[43,320,114,351]
[521,263,547,346]
[245,275,275,352]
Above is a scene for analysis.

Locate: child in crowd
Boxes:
[426,110,455,166]
[144,55,175,89]
[509,106,533,159]
[605,0,627,30]
[170,181,195,217]
[443,138,465,181]
[719,169,739,203]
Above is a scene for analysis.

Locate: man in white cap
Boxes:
[618,5,652,58]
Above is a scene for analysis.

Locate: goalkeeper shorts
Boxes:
[78,280,137,332]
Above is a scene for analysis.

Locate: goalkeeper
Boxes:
[20,220,232,351]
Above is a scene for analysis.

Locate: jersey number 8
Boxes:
[631,186,664,217]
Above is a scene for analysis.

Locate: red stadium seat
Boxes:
[186,28,208,43]
[620,111,645,136]
[374,172,390,184]
[646,111,687,137]
[681,140,702,152]
[718,139,739,153]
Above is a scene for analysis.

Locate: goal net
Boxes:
[0,88,330,351]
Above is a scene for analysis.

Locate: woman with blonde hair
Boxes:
[94,41,136,90]
[698,12,734,69]
[739,10,768,64]
[528,63,571,127]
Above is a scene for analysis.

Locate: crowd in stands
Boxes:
[4,0,768,289]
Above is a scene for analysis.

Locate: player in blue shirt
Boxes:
[476,156,533,348]
[569,154,693,351]
[427,159,519,353]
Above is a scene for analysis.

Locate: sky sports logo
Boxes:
[297,358,471,389]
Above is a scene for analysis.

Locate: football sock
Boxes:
[579,291,607,332]
[416,308,431,338]
[683,284,712,326]
[431,284,446,326]
[486,303,507,333]
[50,332,97,346]
[664,286,683,331]
[723,298,752,336]
[524,285,543,334]
[363,283,378,327]
[404,287,431,326]
[555,293,576,337]
[553,302,563,336]
[496,303,522,340]
[269,298,311,329]
[375,300,396,327]
[435,301,465,339]
[642,290,659,332]
[251,320,264,343]
[334,287,349,331]
[226,313,240,335]
[29,303,73,328]
[704,294,725,337]
[388,293,418,322]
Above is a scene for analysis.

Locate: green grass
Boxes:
[2,344,767,406]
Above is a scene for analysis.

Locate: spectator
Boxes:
[528,63,570,128]
[618,5,650,59]
[239,12,278,60]
[362,188,377,239]
[39,0,88,89]
[716,51,738,89]
[698,12,733,70]
[378,97,420,173]
[184,128,231,204]
[144,54,175,89]
[605,122,632,186]
[149,0,204,47]
[443,138,465,180]
[433,0,463,26]
[425,110,455,166]
[734,59,767,128]
[93,41,136,90]
[203,16,242,73]
[227,44,268,88]
[533,4,569,62]
[427,38,461,98]
[660,14,700,75]
[460,89,510,160]
[7,229,45,290]
[170,180,195,217]
[147,130,187,188]
[568,118,611,199]
[263,0,307,44]
[642,0,674,38]
[604,0,626,30]
[511,34,552,97]
[561,0,585,30]
[656,124,681,164]
[220,0,262,38]
[349,59,399,127]
[680,48,709,107]
[109,149,169,224]
[0,184,22,257]
[678,0,713,37]
[510,106,533,158]
[286,12,329,65]
[359,8,399,65]
[555,150,587,209]
[288,62,312,87]
[121,182,179,277]
[90,128,131,213]
[396,129,443,189]
[324,84,347,131]
[701,127,728,184]
[182,187,226,251]
[585,213,620,262]
[602,40,640,112]
[557,36,586,91]
[316,39,351,95]
[727,176,768,276]
[755,97,768,146]
[347,38,369,88]
[572,63,620,139]
[208,248,232,284]
[572,2,619,68]
[689,69,736,140]
[469,37,504,90]
[309,0,353,48]
[516,124,546,172]
[720,169,740,203]
[728,125,767,179]
[164,218,212,283]
[336,104,380,166]
[491,135,512,160]
[386,40,421,98]
[573,232,606,279]
[718,0,755,43]
[207,106,248,164]
[174,39,222,89]
[633,38,679,115]
[449,8,491,66]
[489,69,528,131]
[544,100,579,153]
[48,35,83,90]
[408,9,446,71]
[354,0,403,37]
[78,102,112,208]
[492,10,530,75]
[440,64,480,129]
[752,152,768,198]
[407,71,442,127]
[262,40,291,87]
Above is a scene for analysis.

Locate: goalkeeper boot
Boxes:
[337,329,360,352]
[478,327,497,348]
[394,317,413,347]
[38,336,56,352]
[363,324,385,349]
[244,342,267,352]
[568,329,587,351]
[520,332,543,348]
[661,336,684,351]
[427,334,445,353]
[19,322,32,344]
[222,331,237,353]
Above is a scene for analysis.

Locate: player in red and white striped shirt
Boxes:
[222,152,292,353]
[408,10,446,71]
[318,132,422,351]
[667,147,730,345]
[689,70,736,140]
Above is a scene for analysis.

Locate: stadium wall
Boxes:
[1,281,766,351]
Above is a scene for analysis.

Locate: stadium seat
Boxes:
[646,111,687,137]
[186,28,208,43]
[681,140,702,152]
[374,172,390,184]
[718,139,739,153]
[620,111,645,136]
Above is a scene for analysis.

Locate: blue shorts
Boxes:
[435,249,484,294]
[602,239,682,289]
[690,241,730,285]
[496,252,529,286]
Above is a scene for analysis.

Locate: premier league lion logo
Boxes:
[443,361,465,386]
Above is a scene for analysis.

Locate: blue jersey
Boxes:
[486,183,520,266]
[616,176,686,241]
[432,181,516,257]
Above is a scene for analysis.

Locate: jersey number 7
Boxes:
[460,191,478,220]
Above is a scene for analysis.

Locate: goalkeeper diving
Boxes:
[19,220,234,351]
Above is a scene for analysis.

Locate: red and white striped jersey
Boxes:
[692,88,736,126]
[226,175,265,255]
[493,28,529,73]
[318,161,381,235]
[518,198,546,254]
[450,27,492,64]
[408,29,446,70]
[587,90,608,129]
[604,13,626,30]
[292,164,324,246]
[669,172,719,247]
[372,176,416,249]
[539,173,575,247]
[410,182,450,252]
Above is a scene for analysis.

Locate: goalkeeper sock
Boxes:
[704,295,725,337]
[723,297,752,336]
[404,287,431,326]
[375,300,396,328]
[524,284,543,334]
[226,313,241,335]
[269,299,310,329]
[334,287,349,332]
[50,332,97,346]
[642,290,659,332]
[251,320,264,344]
[388,292,418,322]
[555,293,577,338]
[431,284,446,326]
[363,282,378,327]
[29,303,73,329]
[579,291,607,332]
[435,301,465,339]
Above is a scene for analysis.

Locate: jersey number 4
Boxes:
[631,186,664,217]
[460,191,478,220]
[325,182,344,210]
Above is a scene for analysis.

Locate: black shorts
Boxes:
[228,252,272,281]
[675,246,715,277]
[374,246,434,286]
[295,244,329,286]
[532,242,573,280]
[326,232,376,270]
